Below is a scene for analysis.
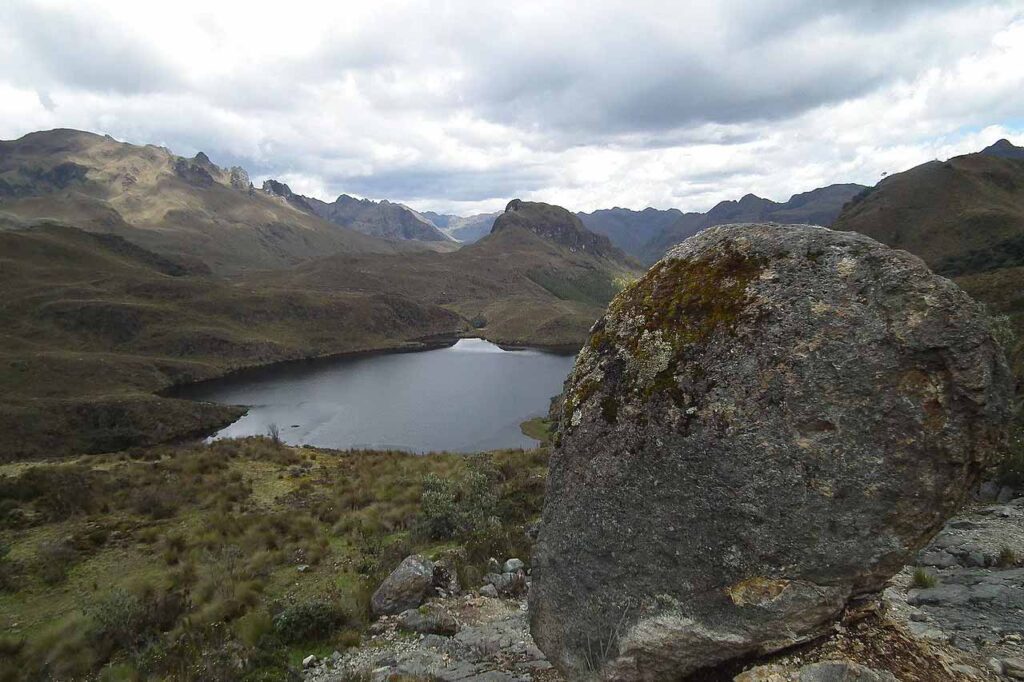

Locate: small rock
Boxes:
[1003,657,1024,679]
[330,650,343,663]
[951,664,983,677]
[480,584,499,598]
[297,564,310,573]
[502,558,525,573]
[978,480,1001,501]
[998,486,1016,503]
[907,584,970,606]
[487,557,501,573]
[302,654,317,668]
[484,570,527,597]
[989,658,1005,675]
[735,661,897,681]
[918,550,958,568]
[396,606,459,636]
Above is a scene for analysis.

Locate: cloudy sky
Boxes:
[1,0,1022,215]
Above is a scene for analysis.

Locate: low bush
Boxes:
[272,599,351,644]
[37,539,78,584]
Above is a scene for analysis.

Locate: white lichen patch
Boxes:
[630,329,674,386]
[836,256,858,277]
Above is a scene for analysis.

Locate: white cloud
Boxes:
[0,0,1022,214]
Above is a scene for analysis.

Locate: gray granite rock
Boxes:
[371,554,436,617]
[530,224,1014,680]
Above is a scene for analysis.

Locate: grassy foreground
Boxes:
[0,438,548,681]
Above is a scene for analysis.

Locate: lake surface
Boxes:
[172,338,576,453]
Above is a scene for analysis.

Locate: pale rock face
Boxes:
[530,223,1014,680]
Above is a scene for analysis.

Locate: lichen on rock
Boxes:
[529,223,1015,680]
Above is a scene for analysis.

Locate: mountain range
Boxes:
[0,130,641,457]
[578,183,867,263]
[0,129,408,273]
[1,127,1022,457]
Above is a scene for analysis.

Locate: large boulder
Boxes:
[371,555,436,617]
[529,224,1014,680]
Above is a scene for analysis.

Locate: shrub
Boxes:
[88,586,185,658]
[998,546,1018,568]
[417,460,499,541]
[88,588,148,651]
[911,568,937,589]
[234,609,273,647]
[272,599,350,644]
[37,539,78,584]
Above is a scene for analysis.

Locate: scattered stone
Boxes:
[1004,657,1024,679]
[479,584,499,599]
[302,654,317,668]
[371,555,436,617]
[484,570,527,598]
[396,605,459,636]
[735,660,897,681]
[531,224,1014,680]
[502,558,525,573]
[296,564,310,573]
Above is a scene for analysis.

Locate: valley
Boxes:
[0,126,1022,682]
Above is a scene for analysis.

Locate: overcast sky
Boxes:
[1,0,1022,215]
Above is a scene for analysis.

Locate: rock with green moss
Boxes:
[530,223,1015,680]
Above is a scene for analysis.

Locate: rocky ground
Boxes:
[883,492,1024,679]
[302,492,1024,681]
[304,593,557,681]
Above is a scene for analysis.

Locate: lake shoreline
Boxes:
[166,338,576,453]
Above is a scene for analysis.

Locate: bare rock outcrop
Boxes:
[529,223,1014,680]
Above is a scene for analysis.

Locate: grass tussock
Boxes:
[0,437,548,681]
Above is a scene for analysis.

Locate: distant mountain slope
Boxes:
[832,148,1024,375]
[263,199,642,347]
[577,206,686,256]
[422,210,500,243]
[264,185,451,242]
[832,153,1024,276]
[0,129,405,273]
[981,138,1024,160]
[638,183,866,263]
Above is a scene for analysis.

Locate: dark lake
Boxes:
[172,338,576,453]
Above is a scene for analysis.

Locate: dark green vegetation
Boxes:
[0,438,548,681]
[832,146,1024,377]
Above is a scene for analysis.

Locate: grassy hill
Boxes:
[0,224,462,460]
[0,130,408,273]
[0,438,548,681]
[832,149,1024,377]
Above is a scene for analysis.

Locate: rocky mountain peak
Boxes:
[491,199,628,262]
[981,138,1024,160]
